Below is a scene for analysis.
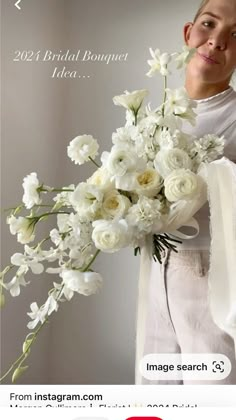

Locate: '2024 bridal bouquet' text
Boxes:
[0,46,224,382]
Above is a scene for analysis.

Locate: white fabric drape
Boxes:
[135,157,236,384]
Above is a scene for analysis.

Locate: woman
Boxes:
[136,0,236,385]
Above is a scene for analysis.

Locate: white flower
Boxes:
[164,87,197,124]
[69,182,103,220]
[113,89,148,113]
[135,168,163,197]
[53,185,74,207]
[92,219,131,252]
[87,167,115,192]
[27,302,47,329]
[154,148,192,178]
[101,190,131,219]
[43,294,59,316]
[101,146,145,190]
[174,46,196,69]
[11,252,44,274]
[164,169,201,202]
[60,269,103,296]
[67,135,99,165]
[126,196,163,234]
[22,172,41,209]
[190,134,224,164]
[112,126,140,147]
[7,215,35,244]
[5,266,28,297]
[146,48,171,77]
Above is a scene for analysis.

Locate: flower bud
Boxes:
[22,338,33,354]
[12,366,28,383]
[0,293,5,308]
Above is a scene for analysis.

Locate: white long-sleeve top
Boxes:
[179,87,236,249]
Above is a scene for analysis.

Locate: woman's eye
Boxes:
[202,21,214,28]
[232,32,236,38]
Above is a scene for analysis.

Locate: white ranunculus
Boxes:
[69,182,103,220]
[22,172,41,209]
[7,215,35,244]
[154,148,192,178]
[135,168,163,197]
[60,269,103,296]
[87,167,115,192]
[146,48,171,77]
[67,135,99,165]
[113,89,148,113]
[92,219,131,252]
[101,145,145,179]
[164,169,201,202]
[101,190,131,219]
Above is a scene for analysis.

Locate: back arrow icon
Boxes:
[15,0,22,10]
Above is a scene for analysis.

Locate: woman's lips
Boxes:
[198,52,219,64]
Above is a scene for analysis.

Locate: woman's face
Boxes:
[184,0,236,89]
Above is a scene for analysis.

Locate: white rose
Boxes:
[154,148,192,178]
[60,269,102,296]
[7,215,35,244]
[92,219,130,252]
[87,167,115,192]
[22,172,41,209]
[69,182,103,220]
[164,169,201,202]
[113,89,148,113]
[67,135,99,165]
[101,190,131,219]
[135,168,163,197]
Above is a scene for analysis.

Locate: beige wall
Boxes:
[0,0,198,384]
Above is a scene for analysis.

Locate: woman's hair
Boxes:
[194,0,209,22]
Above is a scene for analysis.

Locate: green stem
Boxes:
[162,75,167,117]
[89,156,100,168]
[83,249,100,272]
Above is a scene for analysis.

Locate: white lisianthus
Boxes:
[154,148,192,178]
[22,172,42,209]
[146,48,171,77]
[190,134,225,164]
[126,196,163,234]
[60,269,103,296]
[87,167,115,192]
[164,169,201,202]
[101,190,131,219]
[174,46,196,69]
[7,215,35,244]
[135,168,163,197]
[92,219,130,252]
[113,89,148,114]
[69,182,103,220]
[67,135,99,165]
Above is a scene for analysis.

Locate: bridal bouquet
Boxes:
[0,46,224,382]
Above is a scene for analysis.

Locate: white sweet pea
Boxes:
[22,172,42,209]
[174,46,196,69]
[70,182,103,220]
[5,266,28,297]
[135,168,163,197]
[7,215,35,244]
[11,252,44,274]
[101,190,131,219]
[154,148,192,178]
[92,219,131,252]
[60,269,103,296]
[164,169,201,202]
[113,89,148,114]
[146,48,171,77]
[67,135,99,165]
[27,302,47,329]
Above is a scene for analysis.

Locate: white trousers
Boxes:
[141,249,236,385]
